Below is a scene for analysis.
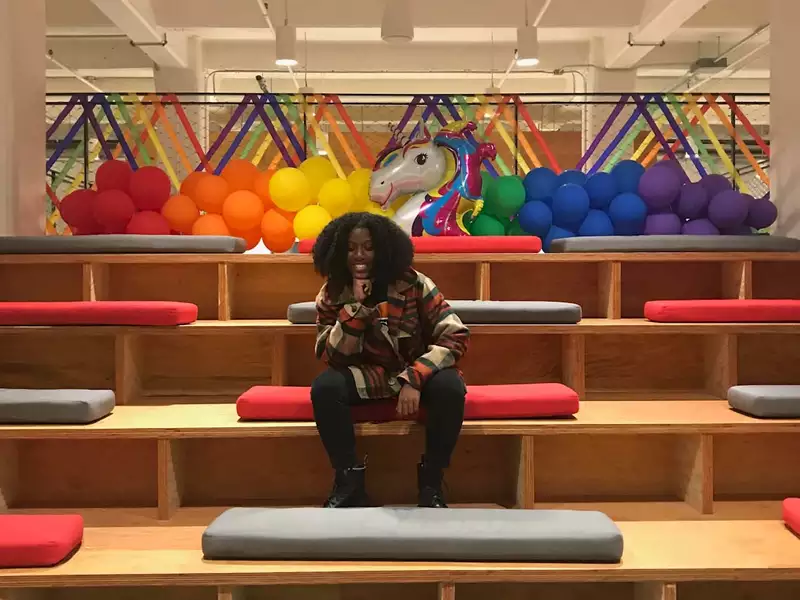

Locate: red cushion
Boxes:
[236,383,578,421]
[297,236,542,254]
[785,498,800,535]
[0,514,83,567]
[644,300,800,323]
[0,301,198,326]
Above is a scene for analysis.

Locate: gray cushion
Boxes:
[549,235,800,253]
[728,385,800,418]
[0,235,246,254]
[202,507,623,562]
[0,389,115,424]
[287,300,582,325]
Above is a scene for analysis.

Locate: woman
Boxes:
[310,212,470,509]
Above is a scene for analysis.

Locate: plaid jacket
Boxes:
[314,268,470,400]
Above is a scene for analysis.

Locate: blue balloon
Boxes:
[523,167,558,202]
[584,172,618,210]
[543,226,575,252]
[608,192,648,235]
[557,169,587,188]
[517,200,553,237]
[552,183,590,231]
[611,160,645,194]
[579,209,615,237]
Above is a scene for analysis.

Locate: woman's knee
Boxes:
[310,368,350,406]
[423,369,466,407]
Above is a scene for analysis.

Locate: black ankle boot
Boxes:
[324,464,370,508]
[417,458,447,508]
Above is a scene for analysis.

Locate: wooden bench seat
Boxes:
[0,521,798,589]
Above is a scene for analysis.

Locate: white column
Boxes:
[770,0,800,237]
[0,0,46,236]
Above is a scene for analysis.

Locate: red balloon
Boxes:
[126,211,171,235]
[93,190,136,234]
[129,166,172,211]
[59,189,100,234]
[95,160,133,193]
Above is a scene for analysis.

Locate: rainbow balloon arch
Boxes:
[45,92,772,251]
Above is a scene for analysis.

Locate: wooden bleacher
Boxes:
[1,252,800,599]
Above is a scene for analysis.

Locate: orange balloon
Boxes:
[180,171,209,200]
[194,174,229,214]
[222,190,265,232]
[192,213,230,236]
[261,209,296,253]
[230,226,262,251]
[161,194,200,234]
[221,159,259,192]
[253,170,276,211]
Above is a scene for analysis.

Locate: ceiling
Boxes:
[44,0,771,95]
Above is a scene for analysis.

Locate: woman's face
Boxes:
[347,226,374,279]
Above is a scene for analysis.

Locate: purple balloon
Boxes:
[708,190,750,229]
[746,196,778,229]
[644,212,682,235]
[682,218,720,235]
[638,166,681,211]
[676,182,709,220]
[651,159,689,183]
[700,174,732,198]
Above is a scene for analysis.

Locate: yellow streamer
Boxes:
[705,95,769,187]
[131,95,181,188]
[143,93,193,175]
[313,95,361,171]
[478,95,530,174]
[302,102,346,179]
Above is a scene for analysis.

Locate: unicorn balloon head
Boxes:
[369,126,448,210]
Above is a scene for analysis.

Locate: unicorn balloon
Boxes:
[370,122,496,236]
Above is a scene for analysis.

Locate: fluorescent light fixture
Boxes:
[275,25,298,66]
[516,25,540,67]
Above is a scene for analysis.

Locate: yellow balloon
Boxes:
[318,179,355,218]
[269,167,312,212]
[347,168,372,206]
[299,156,337,198]
[294,204,332,240]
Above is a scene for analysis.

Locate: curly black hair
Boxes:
[311,211,414,297]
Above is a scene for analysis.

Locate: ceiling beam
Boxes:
[603,0,713,68]
[89,0,187,68]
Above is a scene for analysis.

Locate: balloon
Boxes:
[192,213,230,236]
[261,210,296,253]
[270,167,312,212]
[161,194,200,234]
[682,218,719,235]
[543,226,574,251]
[677,182,709,220]
[126,211,171,235]
[318,178,355,218]
[231,225,263,251]
[552,184,590,231]
[517,200,552,237]
[611,160,645,194]
[180,171,209,200]
[700,174,732,198]
[638,166,681,211]
[506,219,527,236]
[651,159,689,183]
[486,176,525,220]
[95,160,133,193]
[644,213,682,235]
[608,192,647,235]
[556,169,587,188]
[194,175,230,214]
[128,166,171,212]
[746,196,778,229]
[584,172,617,210]
[579,209,614,236]
[708,190,749,229]
[523,167,559,202]
[223,190,265,232]
[299,156,337,198]
[221,159,259,192]
[253,170,276,211]
[59,189,99,234]
[294,205,332,240]
[93,190,136,234]
[469,213,506,236]
[347,168,373,210]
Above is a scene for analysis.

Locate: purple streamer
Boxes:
[91,94,137,168]
[46,113,87,173]
[249,99,297,167]
[79,96,113,162]
[381,96,422,154]
[651,95,706,177]
[262,94,306,162]
[197,97,251,171]
[577,94,628,171]
[215,99,262,174]
[588,94,653,175]
[631,94,680,163]
[436,95,499,178]
[46,95,79,140]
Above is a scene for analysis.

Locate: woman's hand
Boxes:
[353,278,372,303]
[396,383,421,417]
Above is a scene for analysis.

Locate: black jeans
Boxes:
[311,367,466,470]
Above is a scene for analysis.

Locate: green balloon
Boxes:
[480,171,493,199]
[485,176,526,220]
[506,219,527,236]
[470,213,507,236]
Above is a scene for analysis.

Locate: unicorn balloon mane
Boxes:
[369,121,496,236]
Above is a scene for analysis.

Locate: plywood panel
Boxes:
[415,262,477,301]
[679,581,800,600]
[491,263,600,317]
[243,584,437,600]
[460,334,562,385]
[180,434,518,507]
[534,434,690,502]
[44,587,216,600]
[0,331,115,389]
[621,262,724,318]
[286,333,326,386]
[751,261,800,299]
[14,439,157,508]
[713,433,800,500]
[0,263,84,302]
[458,583,636,600]
[738,333,800,385]
[232,263,322,319]
[106,263,219,320]
[585,334,705,394]
[139,332,273,396]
